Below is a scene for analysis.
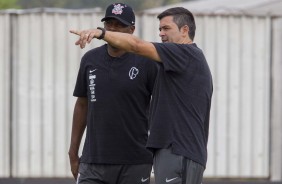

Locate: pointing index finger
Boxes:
[69,30,81,36]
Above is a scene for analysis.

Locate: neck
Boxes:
[181,37,193,44]
[107,45,127,57]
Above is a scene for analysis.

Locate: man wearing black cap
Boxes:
[68,3,158,184]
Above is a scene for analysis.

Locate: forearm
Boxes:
[103,31,140,53]
[70,28,161,61]
[69,97,87,156]
[103,30,161,61]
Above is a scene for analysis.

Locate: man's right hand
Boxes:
[70,29,102,49]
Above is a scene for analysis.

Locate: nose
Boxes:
[159,31,165,37]
[159,28,166,37]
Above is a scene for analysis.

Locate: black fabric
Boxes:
[153,147,204,184]
[73,44,158,164]
[147,43,213,168]
[182,157,187,184]
[77,163,152,184]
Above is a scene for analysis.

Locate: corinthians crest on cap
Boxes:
[112,4,124,15]
[101,3,135,26]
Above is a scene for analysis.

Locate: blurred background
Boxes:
[0,0,194,10]
[1,0,282,183]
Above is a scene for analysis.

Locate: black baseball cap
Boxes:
[101,3,135,26]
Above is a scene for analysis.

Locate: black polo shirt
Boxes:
[73,44,158,164]
[147,43,213,168]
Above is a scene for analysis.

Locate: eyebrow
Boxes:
[159,25,170,29]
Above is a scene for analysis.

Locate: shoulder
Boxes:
[83,44,106,57]
[81,44,107,63]
[157,43,204,58]
[152,42,189,56]
[132,54,157,66]
[153,42,199,49]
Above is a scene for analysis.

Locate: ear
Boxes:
[181,25,189,37]
[129,26,135,34]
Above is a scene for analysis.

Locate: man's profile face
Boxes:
[159,16,183,44]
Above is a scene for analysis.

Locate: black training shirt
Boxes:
[73,44,158,164]
[147,43,213,168]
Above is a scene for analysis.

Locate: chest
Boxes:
[85,61,147,96]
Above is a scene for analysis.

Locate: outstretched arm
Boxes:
[70,29,161,62]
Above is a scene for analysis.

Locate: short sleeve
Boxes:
[152,43,199,73]
[73,56,88,97]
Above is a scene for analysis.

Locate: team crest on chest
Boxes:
[112,4,124,15]
[129,67,139,80]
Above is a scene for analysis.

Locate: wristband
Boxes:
[97,27,106,40]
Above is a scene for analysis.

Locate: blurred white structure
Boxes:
[0,0,282,181]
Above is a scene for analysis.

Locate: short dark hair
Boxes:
[157,7,196,40]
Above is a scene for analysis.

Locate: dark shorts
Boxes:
[77,163,152,184]
[153,147,204,184]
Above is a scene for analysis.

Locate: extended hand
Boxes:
[70,29,99,49]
